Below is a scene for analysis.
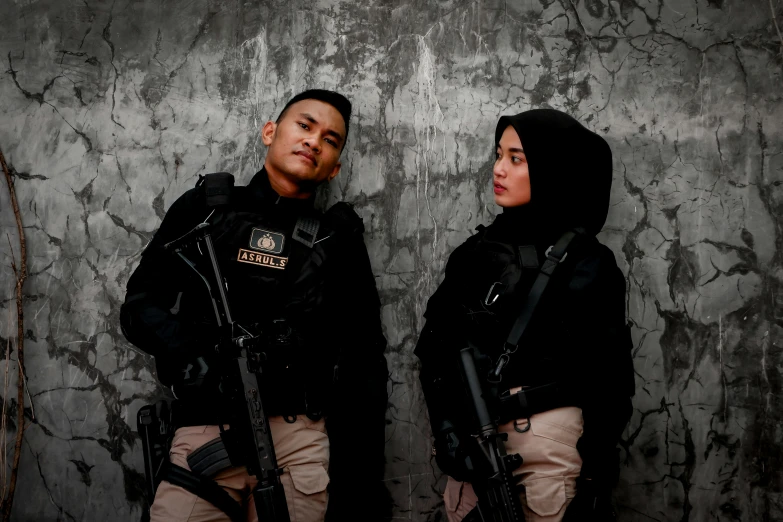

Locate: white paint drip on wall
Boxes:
[240,30,269,172]
[410,34,445,518]
[412,34,444,324]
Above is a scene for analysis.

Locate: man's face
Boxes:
[262,99,346,194]
[493,126,531,208]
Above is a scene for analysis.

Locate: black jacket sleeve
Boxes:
[323,217,390,521]
[414,236,479,435]
[566,246,635,485]
[119,188,217,383]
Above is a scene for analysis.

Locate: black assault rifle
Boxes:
[459,347,525,522]
[160,221,290,521]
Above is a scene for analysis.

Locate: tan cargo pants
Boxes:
[444,406,583,522]
[150,415,329,522]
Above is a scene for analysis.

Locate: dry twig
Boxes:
[0,148,27,521]
[1,335,9,501]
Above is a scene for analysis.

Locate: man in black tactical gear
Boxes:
[121,89,388,522]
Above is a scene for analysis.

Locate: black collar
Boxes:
[247,168,315,214]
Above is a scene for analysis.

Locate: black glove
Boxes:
[562,477,617,522]
[432,420,481,482]
[168,351,224,401]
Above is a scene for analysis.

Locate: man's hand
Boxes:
[562,477,617,522]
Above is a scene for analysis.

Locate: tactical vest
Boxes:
[454,225,596,379]
[184,173,362,418]
[454,225,539,362]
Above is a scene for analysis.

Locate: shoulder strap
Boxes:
[160,463,243,522]
[489,228,584,381]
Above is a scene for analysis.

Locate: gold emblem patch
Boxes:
[258,234,275,250]
[249,228,285,254]
[237,249,288,270]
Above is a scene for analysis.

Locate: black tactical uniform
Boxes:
[415,109,635,519]
[121,168,388,519]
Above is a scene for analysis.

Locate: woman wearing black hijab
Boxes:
[415,109,635,521]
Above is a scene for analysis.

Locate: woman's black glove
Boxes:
[432,420,481,482]
[562,477,617,522]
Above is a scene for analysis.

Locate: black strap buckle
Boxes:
[545,244,568,263]
[488,353,510,383]
[292,216,321,248]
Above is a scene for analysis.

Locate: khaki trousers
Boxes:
[444,406,583,522]
[150,416,329,522]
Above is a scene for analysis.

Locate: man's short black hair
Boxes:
[276,89,352,140]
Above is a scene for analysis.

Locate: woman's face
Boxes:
[493,126,531,208]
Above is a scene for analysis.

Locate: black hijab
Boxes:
[491,109,613,247]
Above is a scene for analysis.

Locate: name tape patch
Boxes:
[249,228,285,254]
[237,249,288,270]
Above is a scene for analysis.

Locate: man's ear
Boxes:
[327,162,341,182]
[262,121,277,146]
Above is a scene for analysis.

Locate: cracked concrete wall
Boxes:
[0,0,781,520]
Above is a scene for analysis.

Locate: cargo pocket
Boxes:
[525,409,583,480]
[529,420,581,448]
[289,463,329,495]
[287,464,329,522]
[522,475,567,517]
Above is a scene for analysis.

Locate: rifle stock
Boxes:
[175,225,291,521]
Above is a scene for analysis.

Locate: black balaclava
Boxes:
[492,109,613,246]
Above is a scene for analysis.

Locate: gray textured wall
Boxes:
[0,0,781,520]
